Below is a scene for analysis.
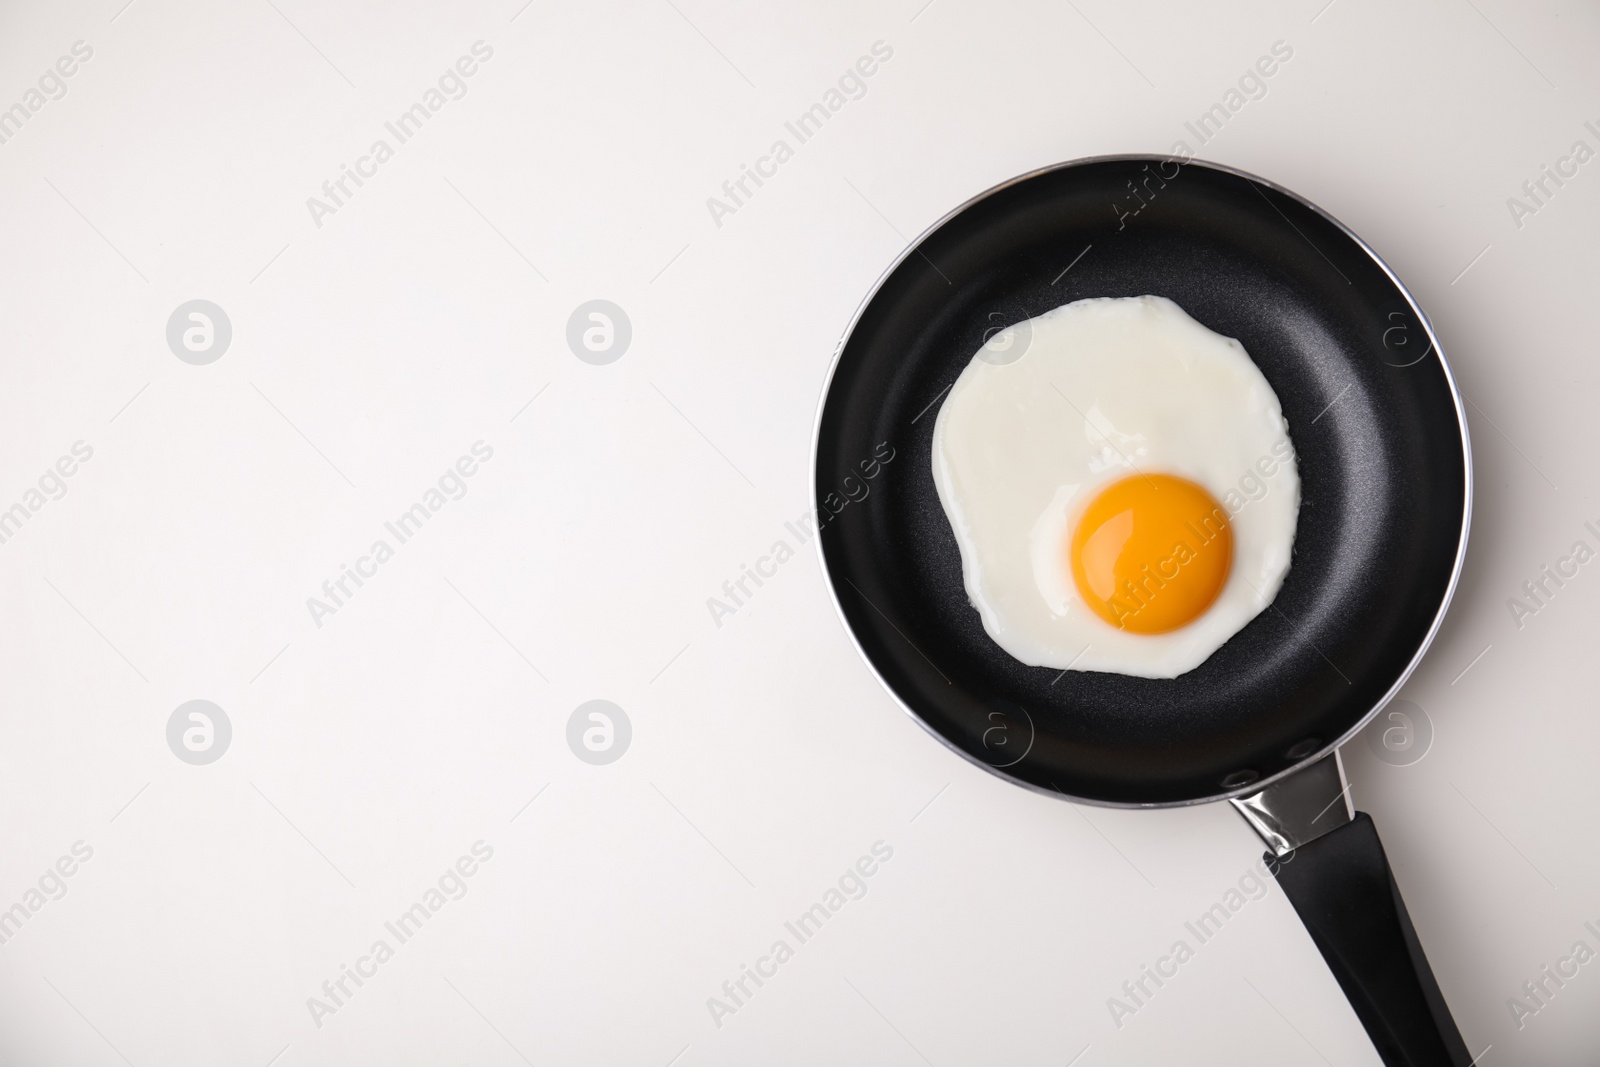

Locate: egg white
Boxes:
[930,295,1299,679]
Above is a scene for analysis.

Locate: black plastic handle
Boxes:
[1269,812,1472,1067]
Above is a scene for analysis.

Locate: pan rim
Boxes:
[810,153,1473,809]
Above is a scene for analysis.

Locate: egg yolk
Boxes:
[1068,474,1233,634]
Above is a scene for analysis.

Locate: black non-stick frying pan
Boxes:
[814,157,1472,1066]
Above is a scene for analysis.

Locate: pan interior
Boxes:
[815,158,1467,806]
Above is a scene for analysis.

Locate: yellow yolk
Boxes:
[1069,474,1233,634]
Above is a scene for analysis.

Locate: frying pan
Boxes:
[814,157,1472,1066]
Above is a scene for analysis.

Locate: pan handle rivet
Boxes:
[1285,738,1320,760]
[1221,769,1259,788]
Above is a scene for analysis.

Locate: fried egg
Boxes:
[931,295,1299,679]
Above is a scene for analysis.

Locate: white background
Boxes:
[0,0,1594,1064]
